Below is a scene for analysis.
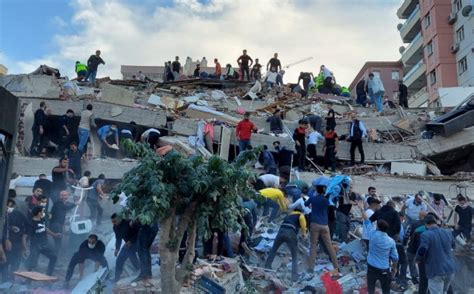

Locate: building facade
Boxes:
[0,64,7,76]
[397,0,474,107]
[349,62,403,101]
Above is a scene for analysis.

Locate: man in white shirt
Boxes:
[255,174,286,190]
[362,197,381,246]
[404,194,428,226]
[140,128,161,149]
[307,127,324,165]
[367,73,385,113]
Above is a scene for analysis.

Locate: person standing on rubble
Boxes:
[214,58,222,79]
[25,206,60,276]
[133,222,158,282]
[355,79,367,106]
[52,157,75,202]
[85,50,105,84]
[193,63,200,78]
[416,214,457,294]
[306,126,324,167]
[325,105,336,130]
[453,195,473,241]
[172,56,181,81]
[87,174,106,226]
[78,104,97,153]
[323,127,339,173]
[251,58,262,81]
[237,49,253,81]
[63,234,108,289]
[348,114,367,166]
[367,73,385,113]
[66,142,82,180]
[58,109,75,155]
[30,102,48,157]
[358,202,399,294]
[111,213,140,282]
[49,190,77,251]
[1,198,27,282]
[305,184,339,274]
[75,61,88,81]
[236,112,257,153]
[293,120,309,172]
[404,194,428,227]
[97,123,119,158]
[398,80,409,108]
[266,53,281,72]
[265,208,307,282]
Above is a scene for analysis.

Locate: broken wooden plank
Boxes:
[14,271,58,282]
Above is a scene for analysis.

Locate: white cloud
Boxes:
[51,16,68,28]
[3,0,403,86]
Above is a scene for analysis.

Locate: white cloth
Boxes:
[362,209,375,240]
[307,131,324,145]
[79,176,90,188]
[258,174,280,188]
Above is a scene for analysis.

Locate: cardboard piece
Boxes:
[14,271,58,282]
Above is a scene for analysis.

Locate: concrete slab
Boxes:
[100,83,136,107]
[0,74,61,99]
[12,156,137,179]
[391,161,427,176]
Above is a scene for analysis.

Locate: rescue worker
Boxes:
[111,214,140,282]
[75,61,88,81]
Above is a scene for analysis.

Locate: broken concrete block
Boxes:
[391,161,427,176]
[101,83,136,106]
[0,74,61,98]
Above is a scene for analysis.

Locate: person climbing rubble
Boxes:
[63,234,108,289]
[97,123,119,158]
[75,61,88,82]
[348,114,367,167]
[112,213,140,282]
[367,72,385,113]
[265,208,307,282]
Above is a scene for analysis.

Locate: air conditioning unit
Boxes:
[462,5,472,17]
[451,43,460,53]
[448,12,457,24]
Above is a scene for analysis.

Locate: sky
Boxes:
[0,0,404,86]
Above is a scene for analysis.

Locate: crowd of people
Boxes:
[30,101,162,159]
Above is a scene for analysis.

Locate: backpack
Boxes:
[352,121,362,139]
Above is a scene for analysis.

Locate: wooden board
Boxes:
[218,125,232,161]
[14,271,58,282]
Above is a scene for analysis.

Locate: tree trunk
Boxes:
[176,222,197,284]
[159,216,179,293]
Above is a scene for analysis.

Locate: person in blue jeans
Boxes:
[132,223,158,282]
[112,214,140,282]
[86,50,105,84]
[77,104,96,152]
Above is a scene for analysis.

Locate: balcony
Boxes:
[408,87,428,108]
[401,32,423,69]
[398,5,421,43]
[397,0,419,19]
[403,60,426,90]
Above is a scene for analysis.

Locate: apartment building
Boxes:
[397,0,474,107]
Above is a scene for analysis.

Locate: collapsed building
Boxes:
[0,67,473,293]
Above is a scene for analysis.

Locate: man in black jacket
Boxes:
[49,190,77,250]
[30,102,48,156]
[64,234,108,288]
[112,213,140,282]
[86,50,105,84]
[369,200,401,239]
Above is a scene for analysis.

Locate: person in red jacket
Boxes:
[236,112,257,153]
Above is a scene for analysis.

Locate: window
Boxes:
[456,26,465,43]
[424,13,431,28]
[458,56,468,75]
[391,70,400,80]
[455,0,463,12]
[429,70,437,85]
[426,41,433,56]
